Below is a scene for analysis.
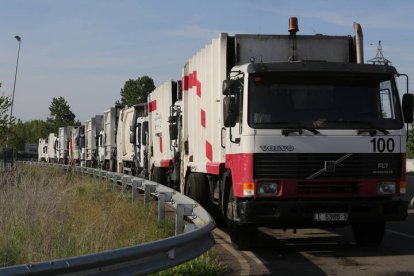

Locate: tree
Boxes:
[9,119,53,151]
[116,76,155,106]
[47,96,76,131]
[0,94,13,145]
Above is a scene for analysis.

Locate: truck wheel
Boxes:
[152,167,167,186]
[352,222,385,247]
[185,173,208,208]
[227,187,256,250]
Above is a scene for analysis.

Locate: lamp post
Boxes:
[5,35,21,168]
[9,35,21,126]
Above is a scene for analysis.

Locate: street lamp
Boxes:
[4,35,21,168]
[9,35,21,125]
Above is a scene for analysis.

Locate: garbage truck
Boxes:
[151,18,413,248]
[117,104,148,176]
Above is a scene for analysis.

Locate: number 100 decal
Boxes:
[370,138,395,152]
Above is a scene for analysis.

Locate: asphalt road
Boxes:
[130,170,414,275]
[212,176,414,275]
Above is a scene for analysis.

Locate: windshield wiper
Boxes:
[357,128,389,136]
[333,120,390,136]
[282,127,320,136]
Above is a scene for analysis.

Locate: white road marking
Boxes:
[243,250,269,266]
[386,229,414,240]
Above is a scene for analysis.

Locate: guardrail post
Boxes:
[94,169,100,179]
[175,204,194,235]
[122,176,131,192]
[87,168,94,176]
[144,183,157,206]
[106,172,113,182]
[100,170,107,180]
[131,179,143,203]
[158,192,173,221]
[112,174,120,190]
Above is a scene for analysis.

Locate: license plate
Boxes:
[314,213,348,222]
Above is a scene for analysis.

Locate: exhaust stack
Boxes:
[288,17,299,61]
[353,22,364,64]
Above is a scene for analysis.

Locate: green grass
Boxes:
[0,165,173,266]
[0,165,226,275]
[154,251,227,276]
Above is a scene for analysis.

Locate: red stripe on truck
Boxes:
[183,71,201,97]
[159,136,163,153]
[201,109,206,128]
[206,162,225,175]
[149,100,157,112]
[160,159,172,167]
[183,75,189,90]
[206,140,213,161]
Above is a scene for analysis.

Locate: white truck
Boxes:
[84,116,103,167]
[116,104,148,176]
[148,81,178,187]
[69,125,84,165]
[38,138,48,162]
[99,106,121,171]
[57,126,73,164]
[152,18,413,249]
[47,133,58,163]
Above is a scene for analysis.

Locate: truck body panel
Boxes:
[234,34,350,64]
[181,35,228,180]
[116,107,135,173]
[84,116,103,167]
[148,81,176,168]
[38,138,48,162]
[47,133,58,163]
[116,105,148,175]
[58,126,73,164]
[69,126,83,165]
[97,107,120,171]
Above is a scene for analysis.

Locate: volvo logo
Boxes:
[260,145,295,152]
[307,153,352,180]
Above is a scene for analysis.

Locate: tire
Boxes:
[152,167,167,186]
[352,222,385,247]
[185,173,208,208]
[226,187,256,250]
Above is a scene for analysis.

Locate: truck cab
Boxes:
[222,60,413,246]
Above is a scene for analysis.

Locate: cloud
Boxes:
[266,7,414,31]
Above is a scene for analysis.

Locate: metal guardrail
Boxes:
[0,161,216,275]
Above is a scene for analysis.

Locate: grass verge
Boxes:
[0,165,226,275]
[0,165,173,266]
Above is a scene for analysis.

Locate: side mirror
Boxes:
[130,129,136,144]
[130,123,135,131]
[223,96,238,127]
[169,116,178,140]
[169,124,178,140]
[142,122,148,145]
[402,94,414,123]
[222,79,232,95]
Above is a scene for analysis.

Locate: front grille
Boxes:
[253,153,401,179]
[297,181,359,195]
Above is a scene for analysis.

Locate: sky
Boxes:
[1,0,414,123]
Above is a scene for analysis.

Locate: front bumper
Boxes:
[237,198,408,228]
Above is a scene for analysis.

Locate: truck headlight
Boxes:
[378,182,396,194]
[257,182,279,196]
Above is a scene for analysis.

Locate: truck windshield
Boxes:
[248,73,403,130]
